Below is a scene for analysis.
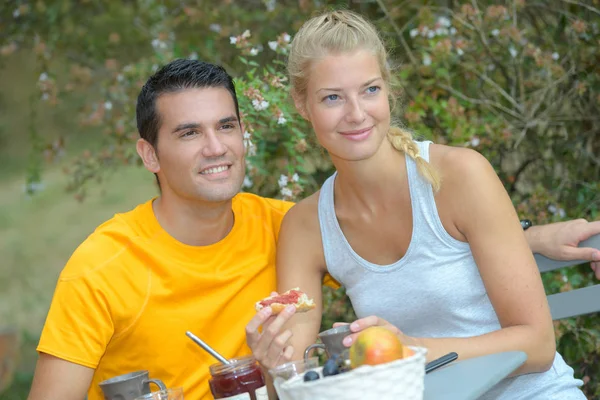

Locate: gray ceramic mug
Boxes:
[99,370,167,400]
[303,324,351,363]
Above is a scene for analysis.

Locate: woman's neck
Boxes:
[332,139,408,212]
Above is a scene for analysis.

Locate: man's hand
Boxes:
[245,294,297,370]
[526,219,600,279]
[333,316,414,348]
[27,353,93,400]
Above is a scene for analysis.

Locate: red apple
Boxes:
[349,326,411,368]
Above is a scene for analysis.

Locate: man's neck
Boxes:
[152,194,235,246]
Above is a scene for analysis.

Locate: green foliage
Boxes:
[2,0,599,396]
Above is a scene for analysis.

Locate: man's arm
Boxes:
[27,353,94,400]
[525,219,600,279]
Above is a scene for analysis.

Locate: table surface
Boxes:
[423,351,527,400]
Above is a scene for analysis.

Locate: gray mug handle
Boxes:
[304,343,326,363]
[143,378,167,392]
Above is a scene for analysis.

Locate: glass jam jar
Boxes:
[209,355,267,400]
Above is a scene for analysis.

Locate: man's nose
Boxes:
[202,131,227,157]
[345,97,366,124]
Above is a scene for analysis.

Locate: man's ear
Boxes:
[136,138,160,173]
[292,92,309,121]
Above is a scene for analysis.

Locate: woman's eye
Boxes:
[366,85,380,94]
[323,94,340,103]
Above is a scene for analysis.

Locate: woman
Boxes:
[249,9,585,399]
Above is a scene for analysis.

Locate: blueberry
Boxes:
[322,358,339,377]
[303,370,320,382]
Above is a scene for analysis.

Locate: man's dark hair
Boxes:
[135,59,241,187]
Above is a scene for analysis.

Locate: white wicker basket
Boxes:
[275,346,427,400]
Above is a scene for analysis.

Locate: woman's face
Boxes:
[301,49,391,163]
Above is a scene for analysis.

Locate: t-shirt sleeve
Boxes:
[37,264,115,369]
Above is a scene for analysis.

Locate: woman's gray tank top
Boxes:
[317,140,585,399]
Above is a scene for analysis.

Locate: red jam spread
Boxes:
[259,290,302,308]
[209,356,266,399]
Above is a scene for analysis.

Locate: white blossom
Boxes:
[282,33,291,43]
[438,16,452,28]
[264,0,276,12]
[491,29,500,37]
[104,101,113,110]
[152,64,159,72]
[230,36,238,45]
[117,74,124,82]
[509,46,518,58]
[209,24,222,33]
[13,9,20,18]
[249,48,259,56]
[151,39,168,50]
[435,28,448,36]
[243,131,252,140]
[277,116,287,125]
[243,176,253,188]
[280,187,293,198]
[548,204,557,215]
[189,52,198,60]
[552,52,560,60]
[409,29,419,38]
[292,173,299,182]
[268,41,278,51]
[242,30,251,39]
[449,27,457,35]
[470,137,480,147]
[427,30,435,39]
[278,174,289,188]
[41,93,49,101]
[23,181,45,194]
[422,54,432,66]
[252,99,269,111]
[39,72,48,81]
[456,48,464,56]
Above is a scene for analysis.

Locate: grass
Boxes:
[0,51,158,398]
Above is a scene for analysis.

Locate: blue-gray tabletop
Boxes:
[424,351,527,400]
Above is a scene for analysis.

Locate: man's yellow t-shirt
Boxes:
[38,192,322,400]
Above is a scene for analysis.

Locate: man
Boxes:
[28,59,296,400]
[28,58,600,400]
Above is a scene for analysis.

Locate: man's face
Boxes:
[149,87,245,204]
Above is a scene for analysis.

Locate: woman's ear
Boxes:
[136,138,160,173]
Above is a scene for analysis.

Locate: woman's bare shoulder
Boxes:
[282,190,321,233]
[429,143,493,182]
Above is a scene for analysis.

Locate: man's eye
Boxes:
[181,130,197,137]
[220,124,235,130]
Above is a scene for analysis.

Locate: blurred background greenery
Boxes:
[0,0,599,398]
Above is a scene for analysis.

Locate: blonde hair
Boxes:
[288,9,441,192]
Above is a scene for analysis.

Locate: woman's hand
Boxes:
[245,293,297,370]
[333,316,413,348]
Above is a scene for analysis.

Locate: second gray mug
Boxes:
[303,324,351,362]
[99,370,167,400]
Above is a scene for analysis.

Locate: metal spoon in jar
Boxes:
[186,331,231,365]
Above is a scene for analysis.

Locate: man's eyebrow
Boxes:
[171,116,239,134]
[316,77,383,93]
[219,115,239,124]
[172,122,201,134]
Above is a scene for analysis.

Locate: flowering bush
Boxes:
[2,0,599,395]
